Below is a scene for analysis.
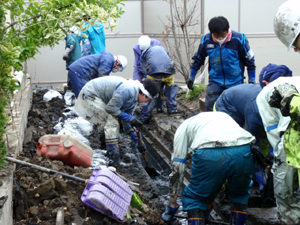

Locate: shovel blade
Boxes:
[81,169,133,222]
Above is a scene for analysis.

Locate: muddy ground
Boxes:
[12,89,166,225]
[6,88,275,225]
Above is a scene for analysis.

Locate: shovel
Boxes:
[6,157,132,222]
[133,126,159,177]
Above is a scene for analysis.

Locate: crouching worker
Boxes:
[74,76,160,165]
[162,112,256,225]
[68,51,127,97]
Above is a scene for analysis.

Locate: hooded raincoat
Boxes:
[64,33,81,69]
[81,20,106,56]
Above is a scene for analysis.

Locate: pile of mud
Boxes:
[13,89,165,225]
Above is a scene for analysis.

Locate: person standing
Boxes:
[63,26,82,90]
[81,15,106,56]
[187,16,256,111]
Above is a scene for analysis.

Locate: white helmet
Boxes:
[113,55,127,72]
[274,0,300,51]
[138,35,151,50]
[69,26,79,35]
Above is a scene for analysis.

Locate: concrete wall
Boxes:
[26,0,299,88]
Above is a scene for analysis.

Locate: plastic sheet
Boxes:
[89,149,109,169]
[58,126,90,146]
[64,90,76,106]
[63,117,94,136]
[43,89,63,102]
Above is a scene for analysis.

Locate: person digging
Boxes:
[74,76,160,165]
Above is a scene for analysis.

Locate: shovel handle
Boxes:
[132,126,141,139]
[6,157,87,183]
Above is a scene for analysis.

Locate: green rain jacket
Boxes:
[284,94,300,168]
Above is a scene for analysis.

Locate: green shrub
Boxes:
[181,83,207,101]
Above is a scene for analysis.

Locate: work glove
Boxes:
[248,70,256,84]
[129,131,139,143]
[169,160,186,196]
[62,54,69,61]
[63,47,72,61]
[161,203,180,224]
[187,69,197,90]
[129,117,143,128]
[269,83,298,116]
[137,144,146,153]
[187,78,194,90]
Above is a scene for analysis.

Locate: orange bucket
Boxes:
[36,135,93,168]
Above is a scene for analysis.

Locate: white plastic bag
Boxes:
[64,90,76,106]
[58,126,90,146]
[63,117,94,136]
[43,89,63,102]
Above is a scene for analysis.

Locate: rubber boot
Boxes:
[230,203,247,225]
[99,133,106,149]
[161,203,179,224]
[106,142,120,165]
[187,209,206,225]
[166,84,178,114]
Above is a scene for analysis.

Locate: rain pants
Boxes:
[64,33,81,69]
[67,51,115,97]
[215,84,263,146]
[74,76,141,143]
[190,30,256,111]
[256,77,300,225]
[133,39,161,81]
[81,20,106,56]
[169,112,256,211]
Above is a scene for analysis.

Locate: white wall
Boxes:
[26,0,300,88]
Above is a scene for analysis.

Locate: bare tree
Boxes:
[161,0,203,83]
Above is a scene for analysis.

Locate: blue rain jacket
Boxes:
[82,20,106,56]
[191,30,256,88]
[133,39,161,81]
[215,84,263,146]
[68,50,114,79]
[140,45,176,76]
[80,76,139,118]
[68,51,114,96]
[64,33,81,69]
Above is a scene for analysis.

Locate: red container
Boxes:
[37,135,93,168]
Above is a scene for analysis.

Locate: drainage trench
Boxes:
[2,83,280,225]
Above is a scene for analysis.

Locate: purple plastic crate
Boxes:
[88,169,132,199]
[81,183,128,221]
[81,169,133,222]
